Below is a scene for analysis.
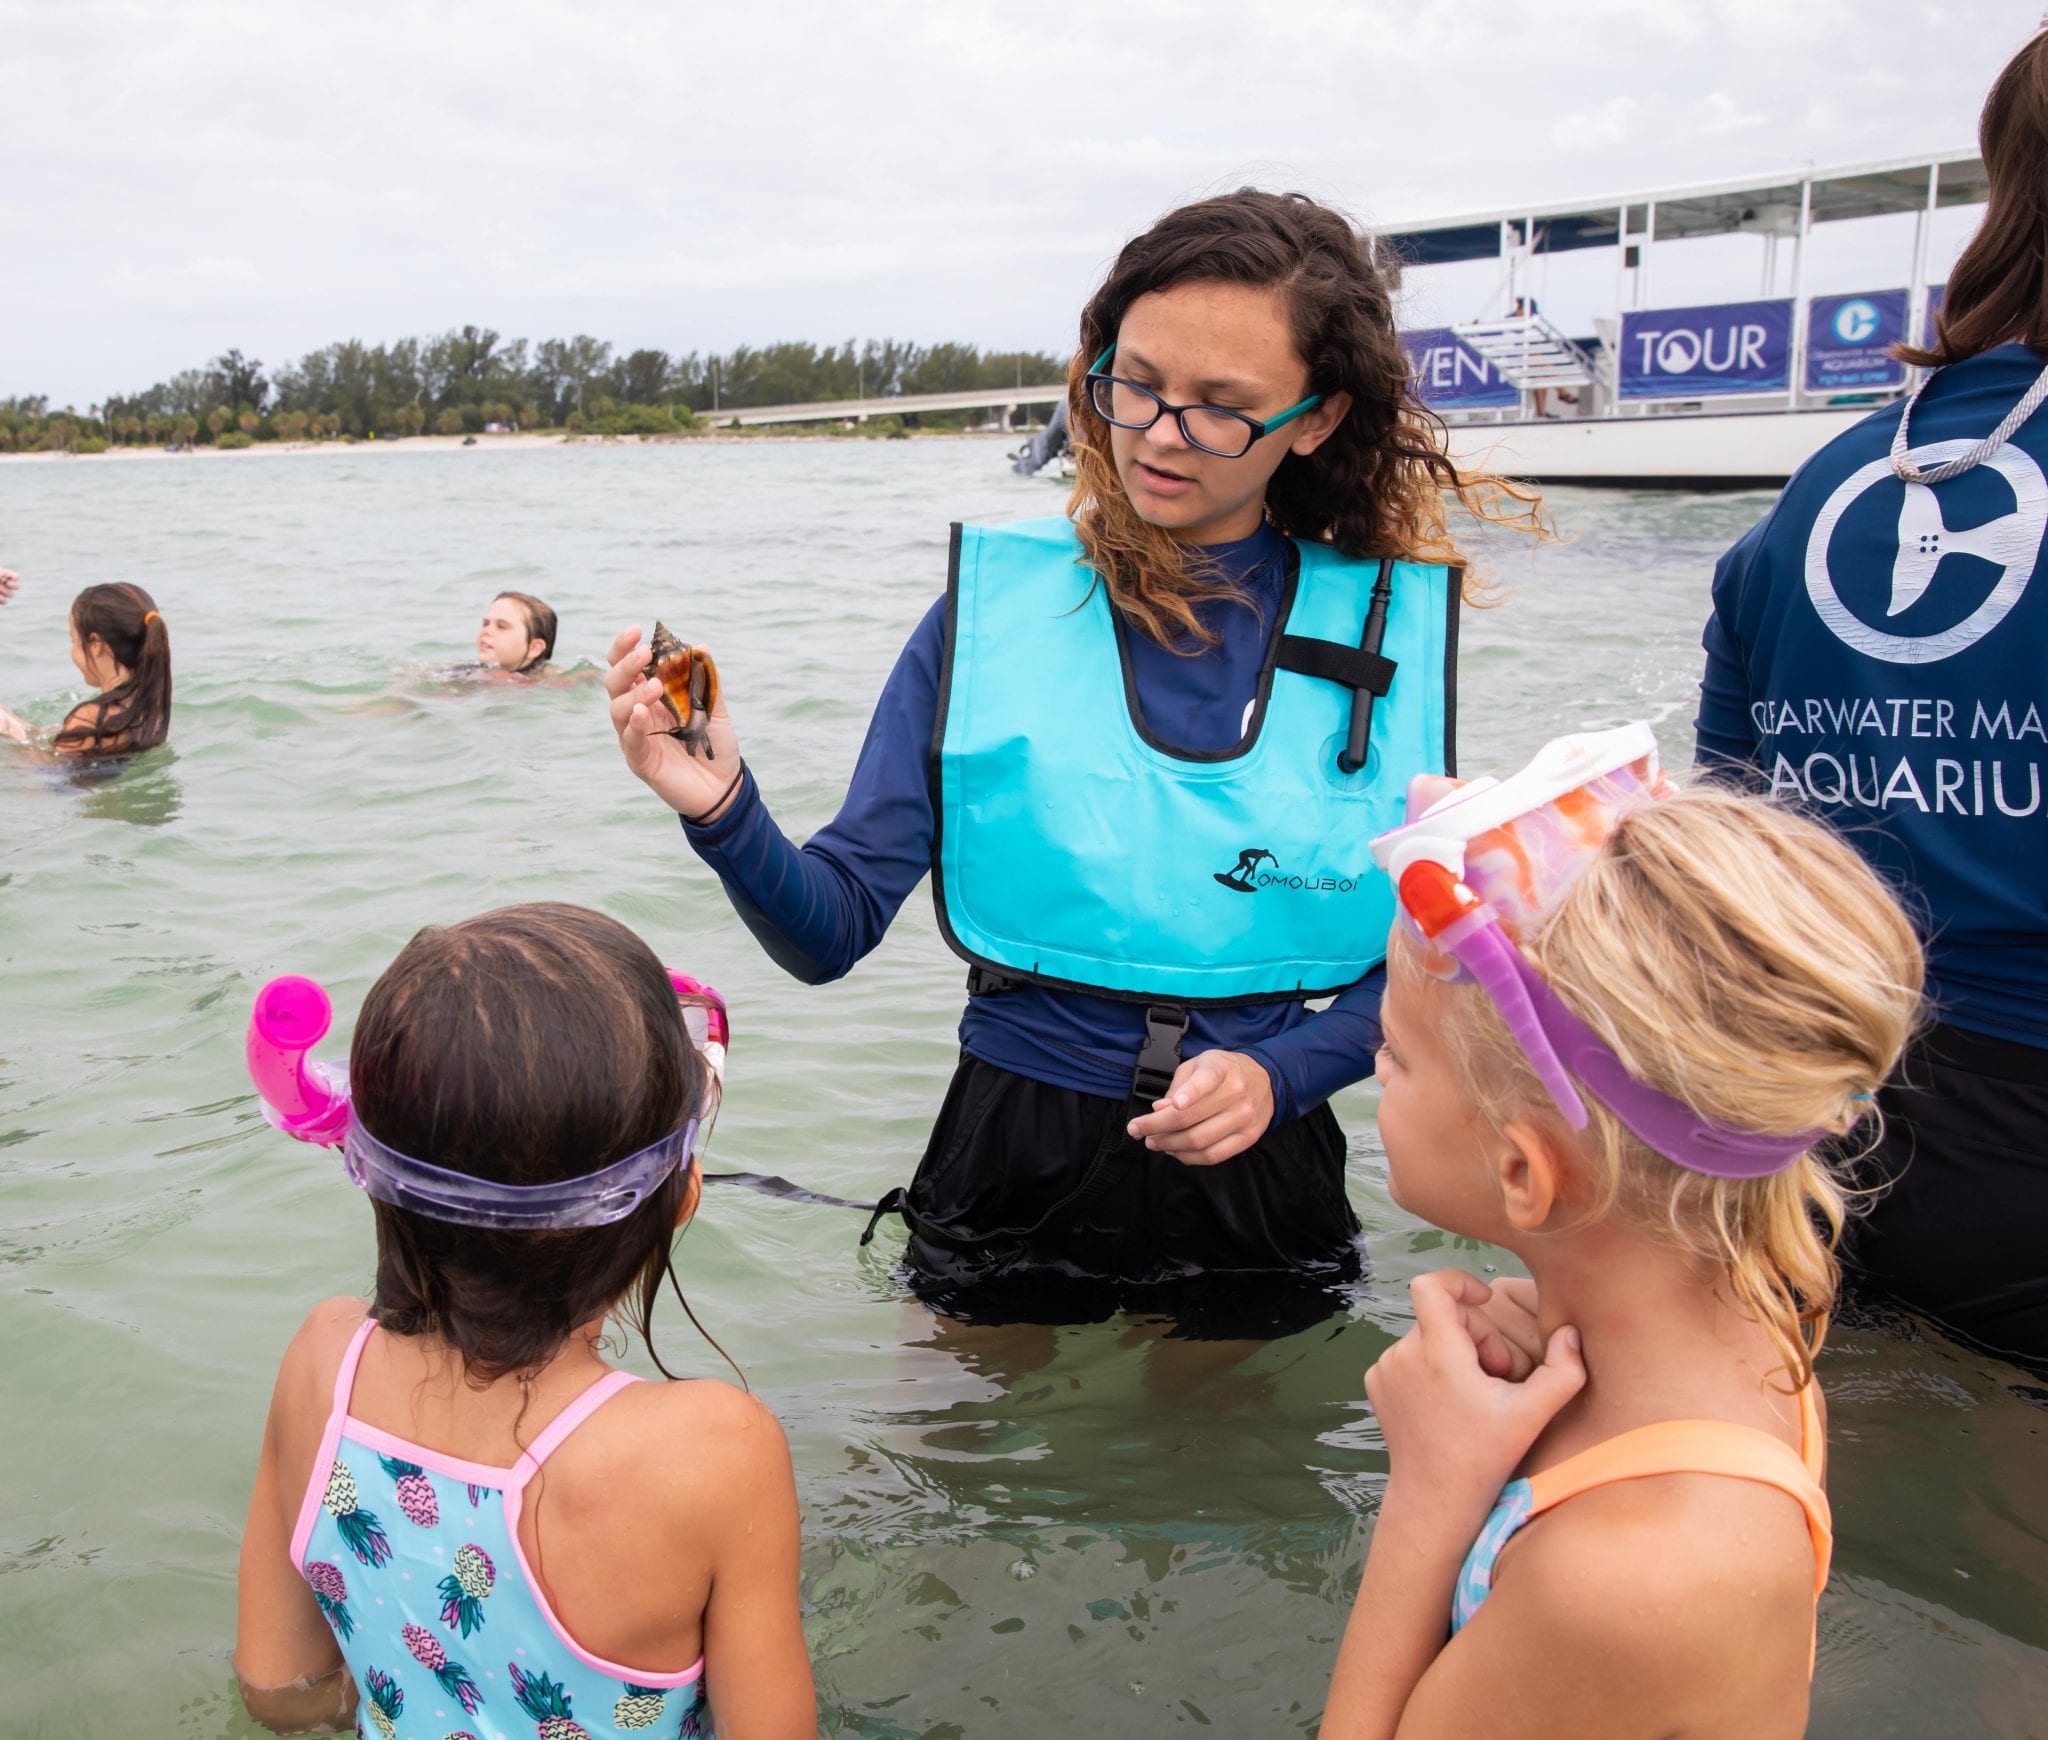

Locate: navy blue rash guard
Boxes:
[684,522,1385,1119]
[1697,342,2048,1047]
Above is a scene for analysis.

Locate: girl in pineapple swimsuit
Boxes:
[232,903,815,1739]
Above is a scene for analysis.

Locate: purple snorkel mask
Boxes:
[1368,724,1831,1180]
[246,971,729,1229]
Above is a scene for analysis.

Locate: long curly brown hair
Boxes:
[1068,188,1545,648]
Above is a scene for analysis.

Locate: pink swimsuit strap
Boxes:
[517,1368,643,1471]
[323,1315,643,1481]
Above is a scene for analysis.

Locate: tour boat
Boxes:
[1389,149,1985,488]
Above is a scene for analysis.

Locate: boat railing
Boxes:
[1450,315,1595,390]
[1390,148,1980,429]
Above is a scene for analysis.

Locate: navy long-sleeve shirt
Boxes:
[683,523,1385,1117]
[1697,343,2048,1046]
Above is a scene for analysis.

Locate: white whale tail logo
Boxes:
[1889,479,2040,617]
[1805,439,2045,665]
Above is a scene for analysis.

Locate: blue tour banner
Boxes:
[1620,298,1792,399]
[1805,290,1908,392]
[1401,328,1517,410]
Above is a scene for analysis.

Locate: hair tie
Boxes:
[142,610,160,626]
[682,760,747,826]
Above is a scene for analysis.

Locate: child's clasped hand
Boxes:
[1365,1270,1585,1520]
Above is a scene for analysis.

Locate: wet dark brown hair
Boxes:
[1069,188,1544,647]
[57,583,172,753]
[495,591,558,670]
[1897,30,2048,368]
[351,902,709,1383]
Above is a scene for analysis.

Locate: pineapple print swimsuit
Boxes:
[293,1318,709,1739]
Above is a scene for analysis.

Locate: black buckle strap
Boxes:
[966,963,1027,996]
[1270,557,1401,775]
[1133,1005,1189,1102]
[1274,635,1394,696]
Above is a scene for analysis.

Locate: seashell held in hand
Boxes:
[649,620,720,759]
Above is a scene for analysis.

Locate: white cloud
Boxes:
[0,0,2019,404]
[1698,91,1768,135]
[1552,98,1640,151]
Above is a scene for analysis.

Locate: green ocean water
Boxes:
[1,439,2043,1738]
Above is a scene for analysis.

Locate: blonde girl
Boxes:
[1322,726,1921,1739]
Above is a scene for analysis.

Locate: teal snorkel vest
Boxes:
[931,516,1458,1006]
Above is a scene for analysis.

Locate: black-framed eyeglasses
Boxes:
[1083,344,1322,459]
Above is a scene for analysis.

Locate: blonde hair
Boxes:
[1437,784,1924,1391]
[1065,188,1548,650]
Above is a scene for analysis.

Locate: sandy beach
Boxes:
[0,428,1012,464]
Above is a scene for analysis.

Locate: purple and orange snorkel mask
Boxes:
[246,971,728,1228]
[1368,723,1830,1180]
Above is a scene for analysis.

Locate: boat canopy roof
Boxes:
[1382,148,1986,267]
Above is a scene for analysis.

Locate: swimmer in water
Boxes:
[0,582,172,755]
[1321,729,1922,1739]
[474,590,557,674]
[234,903,815,1738]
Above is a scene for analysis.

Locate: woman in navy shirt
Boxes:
[1697,33,2048,1367]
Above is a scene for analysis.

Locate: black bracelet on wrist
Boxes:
[682,759,746,826]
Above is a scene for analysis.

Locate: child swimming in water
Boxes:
[0,582,172,753]
[475,590,558,674]
[233,902,814,1739]
[1321,727,1922,1739]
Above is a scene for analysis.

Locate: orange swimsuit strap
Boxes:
[1522,1382,1831,1603]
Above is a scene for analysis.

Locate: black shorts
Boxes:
[1841,1020,2048,1370]
[891,1052,1363,1334]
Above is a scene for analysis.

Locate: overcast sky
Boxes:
[0,0,2026,408]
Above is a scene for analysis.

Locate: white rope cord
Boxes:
[1891,359,2048,485]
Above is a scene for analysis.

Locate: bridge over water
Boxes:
[718,382,1068,427]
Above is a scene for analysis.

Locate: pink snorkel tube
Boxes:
[249,967,725,1159]
[247,975,352,1148]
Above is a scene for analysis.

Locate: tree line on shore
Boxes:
[1,330,1069,452]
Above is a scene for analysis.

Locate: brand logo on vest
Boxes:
[1213,847,1366,896]
[1214,848,1277,893]
[1803,437,2047,665]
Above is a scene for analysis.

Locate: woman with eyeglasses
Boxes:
[605,189,1537,1328]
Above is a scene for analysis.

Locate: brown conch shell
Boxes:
[648,621,719,759]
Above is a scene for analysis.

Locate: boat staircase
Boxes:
[1450,314,1596,391]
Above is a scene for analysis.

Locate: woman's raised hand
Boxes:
[604,626,745,820]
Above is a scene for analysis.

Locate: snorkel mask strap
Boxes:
[1512,961,1832,1179]
[343,1118,698,1229]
